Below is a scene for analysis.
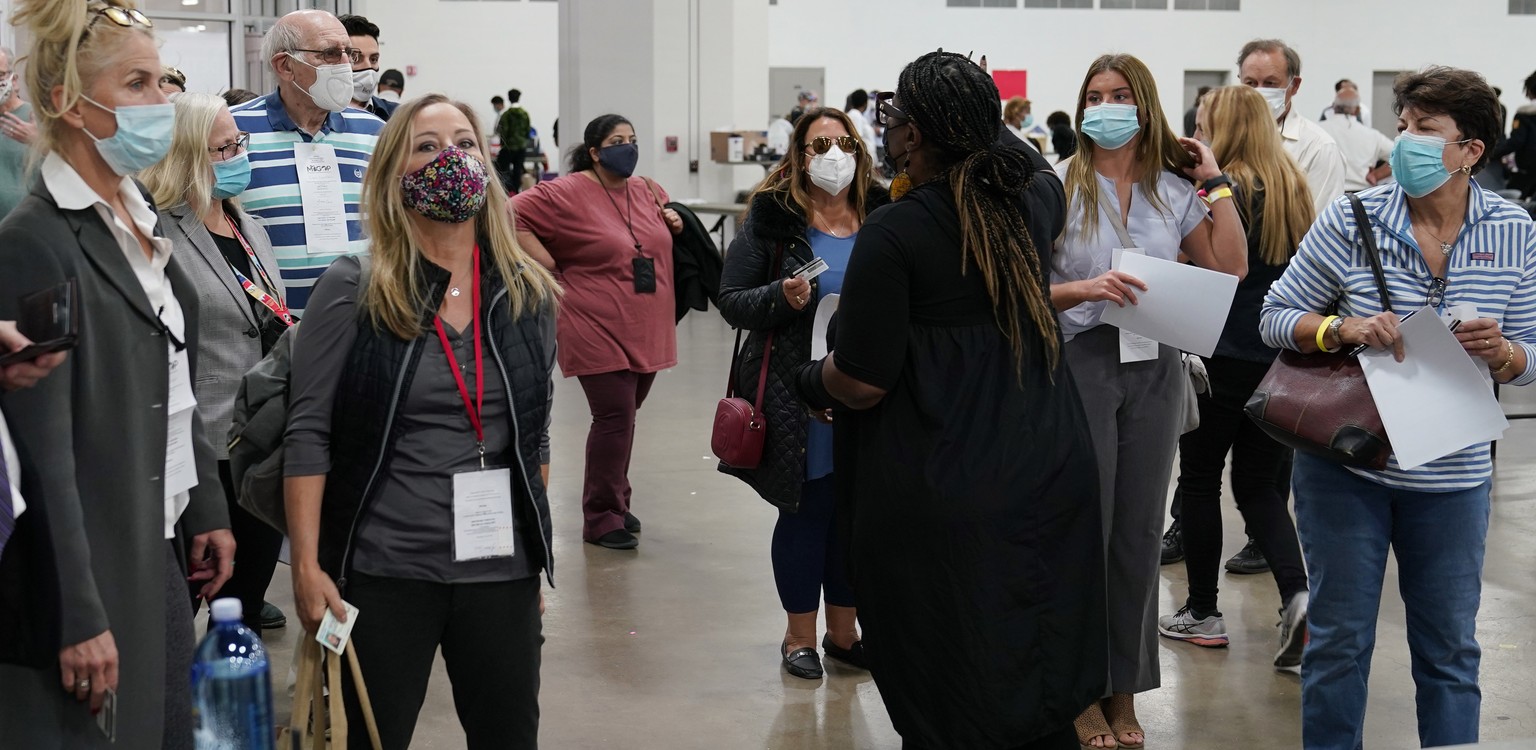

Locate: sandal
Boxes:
[780,639,823,680]
[1103,693,1145,749]
[1074,702,1117,749]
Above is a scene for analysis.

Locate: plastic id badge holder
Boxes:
[452,467,516,561]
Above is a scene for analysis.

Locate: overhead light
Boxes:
[182,0,198,5]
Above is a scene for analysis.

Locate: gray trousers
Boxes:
[1065,325,1185,695]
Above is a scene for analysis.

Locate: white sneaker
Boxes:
[1275,591,1309,673]
[1158,606,1229,648]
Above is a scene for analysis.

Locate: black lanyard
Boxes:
[599,177,644,255]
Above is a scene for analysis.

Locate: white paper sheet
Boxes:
[1099,253,1239,358]
[452,468,516,561]
[293,142,350,256]
[1359,306,1509,470]
[812,293,839,361]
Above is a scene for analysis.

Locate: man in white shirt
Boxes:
[842,89,878,150]
[1319,99,1395,193]
[0,319,68,556]
[1320,79,1373,128]
[1238,39,1348,216]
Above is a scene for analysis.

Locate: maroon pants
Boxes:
[577,370,656,540]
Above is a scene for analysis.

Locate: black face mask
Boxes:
[882,122,908,174]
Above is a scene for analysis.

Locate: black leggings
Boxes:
[1175,356,1307,613]
[771,475,854,614]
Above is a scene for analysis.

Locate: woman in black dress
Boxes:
[795,51,1107,750]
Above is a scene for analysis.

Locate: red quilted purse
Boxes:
[712,244,783,469]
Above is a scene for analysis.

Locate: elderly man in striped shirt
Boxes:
[232,9,385,316]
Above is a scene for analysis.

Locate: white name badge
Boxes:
[167,349,197,414]
[452,468,516,561]
[164,407,199,498]
[1110,248,1158,363]
[293,142,351,256]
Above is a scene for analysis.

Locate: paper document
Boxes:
[812,294,839,361]
[1099,253,1238,358]
[1359,306,1508,470]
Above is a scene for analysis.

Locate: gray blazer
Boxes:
[0,179,228,748]
[161,202,286,460]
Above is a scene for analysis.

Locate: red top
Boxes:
[512,173,677,378]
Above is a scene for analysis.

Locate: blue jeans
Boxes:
[1292,453,1490,750]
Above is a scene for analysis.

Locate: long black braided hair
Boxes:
[895,51,1060,374]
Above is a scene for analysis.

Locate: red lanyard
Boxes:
[434,246,485,461]
[224,216,294,326]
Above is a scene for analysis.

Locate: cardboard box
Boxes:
[710,130,770,163]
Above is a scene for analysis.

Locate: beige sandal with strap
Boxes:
[1074,702,1118,750]
[1103,693,1145,750]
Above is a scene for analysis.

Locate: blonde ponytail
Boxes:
[12,0,154,157]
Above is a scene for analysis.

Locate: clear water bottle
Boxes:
[191,598,274,750]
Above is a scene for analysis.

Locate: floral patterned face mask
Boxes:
[401,146,488,223]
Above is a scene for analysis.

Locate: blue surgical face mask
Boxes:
[1390,132,1471,198]
[81,95,175,175]
[1021,114,1035,130]
[1080,103,1140,151]
[598,142,640,179]
[211,152,252,200]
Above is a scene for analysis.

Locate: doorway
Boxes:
[768,67,825,124]
[1373,71,1408,137]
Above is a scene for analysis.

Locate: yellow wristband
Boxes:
[1201,186,1234,206]
[1316,315,1339,352]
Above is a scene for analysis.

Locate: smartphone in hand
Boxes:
[0,279,78,367]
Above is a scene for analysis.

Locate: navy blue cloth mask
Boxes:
[599,143,640,178]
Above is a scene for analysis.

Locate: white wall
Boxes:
[360,0,561,161]
[768,0,1536,135]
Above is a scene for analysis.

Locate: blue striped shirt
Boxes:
[1261,183,1536,491]
[231,92,384,315]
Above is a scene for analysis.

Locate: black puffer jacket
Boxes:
[717,186,889,511]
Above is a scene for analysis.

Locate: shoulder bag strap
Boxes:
[642,177,667,212]
[1096,187,1137,249]
[1346,193,1394,314]
[724,242,785,399]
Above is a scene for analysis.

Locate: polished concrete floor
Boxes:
[242,311,1536,749]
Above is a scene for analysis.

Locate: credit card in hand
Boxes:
[315,600,360,655]
[794,258,829,282]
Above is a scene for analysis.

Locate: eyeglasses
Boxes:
[874,92,908,129]
[209,132,250,162]
[93,5,153,29]
[291,47,364,66]
[804,135,861,155]
[1427,276,1448,309]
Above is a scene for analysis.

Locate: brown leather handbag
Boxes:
[1245,194,1394,471]
[712,243,784,469]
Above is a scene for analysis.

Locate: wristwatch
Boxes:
[1201,174,1232,192]
[1327,316,1346,350]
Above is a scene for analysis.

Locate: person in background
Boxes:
[1319,79,1371,126]
[1183,85,1211,138]
[0,2,236,745]
[1048,110,1076,162]
[377,68,405,103]
[1490,71,1536,198]
[719,107,886,681]
[1494,87,1509,137]
[1051,53,1247,750]
[796,51,1106,749]
[1004,95,1031,139]
[491,95,506,119]
[140,92,293,637]
[339,14,395,122]
[1238,39,1345,215]
[159,65,186,95]
[285,94,559,748]
[789,90,818,126]
[496,88,531,193]
[1160,85,1312,674]
[1319,90,1395,192]
[0,47,36,219]
[222,87,259,107]
[843,88,878,149]
[512,114,684,550]
[1261,66,1536,750]
[231,9,384,316]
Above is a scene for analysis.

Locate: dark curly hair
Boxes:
[567,114,633,173]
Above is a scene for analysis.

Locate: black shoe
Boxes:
[781,640,823,680]
[259,601,287,630]
[589,529,639,550]
[821,633,869,670]
[1225,538,1270,574]
[624,512,642,534]
[1160,520,1184,565]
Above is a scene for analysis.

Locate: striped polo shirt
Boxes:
[1261,183,1536,492]
[231,91,384,315]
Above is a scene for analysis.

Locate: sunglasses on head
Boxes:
[804,135,861,155]
[93,5,153,29]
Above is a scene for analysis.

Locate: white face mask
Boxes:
[807,145,857,196]
[0,75,14,103]
[287,53,353,112]
[1257,84,1291,119]
[351,68,378,103]
[377,89,401,103]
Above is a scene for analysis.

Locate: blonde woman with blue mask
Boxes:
[1050,53,1247,750]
